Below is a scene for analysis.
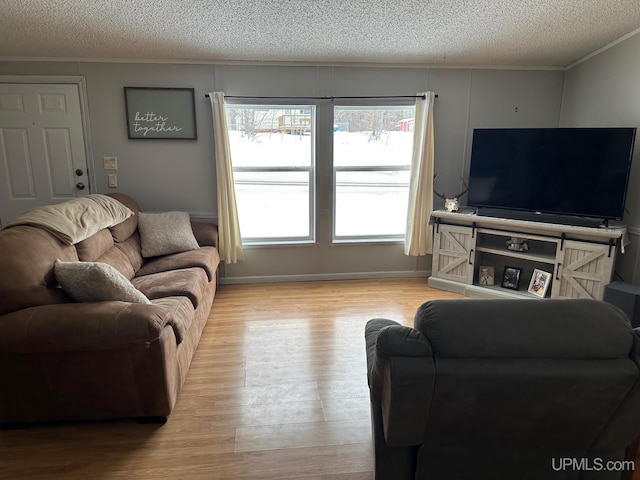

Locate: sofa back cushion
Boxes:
[95,244,137,279]
[0,226,77,315]
[76,229,136,279]
[414,299,633,359]
[76,229,114,261]
[107,193,140,242]
[409,298,640,474]
[75,193,144,279]
[115,232,145,273]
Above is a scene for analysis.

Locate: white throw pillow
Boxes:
[54,259,151,304]
[138,211,200,258]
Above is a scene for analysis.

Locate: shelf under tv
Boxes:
[474,208,611,228]
[428,210,627,300]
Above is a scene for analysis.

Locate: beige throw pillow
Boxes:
[54,260,151,304]
[138,211,200,258]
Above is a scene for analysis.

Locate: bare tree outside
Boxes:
[334,108,411,143]
[231,108,310,142]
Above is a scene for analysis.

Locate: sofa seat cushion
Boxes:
[132,267,207,309]
[149,296,195,344]
[136,246,220,282]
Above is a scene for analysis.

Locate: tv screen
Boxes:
[467,128,636,221]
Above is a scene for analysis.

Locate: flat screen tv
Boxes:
[467,128,636,224]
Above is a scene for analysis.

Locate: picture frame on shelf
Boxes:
[478,265,495,286]
[501,266,522,290]
[528,269,552,298]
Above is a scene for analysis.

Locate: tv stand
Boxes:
[428,210,626,300]
[475,208,608,228]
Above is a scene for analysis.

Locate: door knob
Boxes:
[76,182,85,190]
[75,168,84,176]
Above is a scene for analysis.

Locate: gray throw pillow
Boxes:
[54,259,151,304]
[138,211,200,258]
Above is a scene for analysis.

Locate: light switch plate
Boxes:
[108,174,118,188]
[103,156,118,170]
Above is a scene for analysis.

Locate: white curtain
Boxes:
[209,92,245,264]
[404,91,435,256]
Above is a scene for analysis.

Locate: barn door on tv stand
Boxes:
[431,224,476,285]
[551,240,615,300]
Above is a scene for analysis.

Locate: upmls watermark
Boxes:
[552,457,635,472]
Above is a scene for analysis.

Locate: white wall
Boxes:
[0,60,564,282]
[560,31,640,284]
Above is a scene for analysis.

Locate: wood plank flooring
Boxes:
[0,278,462,480]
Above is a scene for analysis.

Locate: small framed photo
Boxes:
[478,266,495,286]
[528,269,552,298]
[501,266,522,290]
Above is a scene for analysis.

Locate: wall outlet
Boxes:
[108,174,118,188]
[103,156,118,170]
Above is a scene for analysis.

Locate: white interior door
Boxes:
[0,83,89,226]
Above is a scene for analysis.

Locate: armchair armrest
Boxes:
[0,302,177,354]
[364,319,434,447]
[191,221,218,249]
[593,329,640,451]
[365,319,432,397]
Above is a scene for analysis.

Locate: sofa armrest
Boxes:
[191,221,218,249]
[365,319,434,447]
[0,302,177,353]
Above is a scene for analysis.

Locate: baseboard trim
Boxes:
[219,270,430,285]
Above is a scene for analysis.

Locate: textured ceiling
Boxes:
[2,1,640,67]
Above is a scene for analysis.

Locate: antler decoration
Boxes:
[433,175,469,199]
[433,175,469,212]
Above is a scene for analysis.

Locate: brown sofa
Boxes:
[0,193,220,425]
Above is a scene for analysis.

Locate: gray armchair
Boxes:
[365,299,640,480]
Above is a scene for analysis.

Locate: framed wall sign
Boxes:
[124,87,197,140]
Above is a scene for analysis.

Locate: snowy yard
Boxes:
[228,127,413,240]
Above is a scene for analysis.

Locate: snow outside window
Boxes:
[226,105,315,244]
[333,105,415,242]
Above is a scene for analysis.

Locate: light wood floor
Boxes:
[0,278,462,480]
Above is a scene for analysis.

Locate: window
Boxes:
[333,105,415,241]
[226,104,315,244]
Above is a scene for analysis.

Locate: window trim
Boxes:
[227,103,316,245]
[331,103,415,243]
